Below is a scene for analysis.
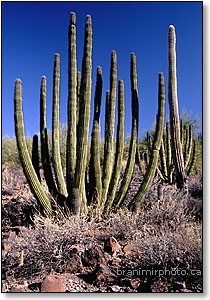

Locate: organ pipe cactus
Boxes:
[74,15,92,208]
[40,76,58,198]
[89,66,103,203]
[104,79,125,213]
[66,12,77,196]
[52,53,68,200]
[101,51,117,206]
[14,79,52,216]
[14,12,194,217]
[32,134,41,182]
[129,72,165,210]
[168,25,188,192]
[114,53,139,208]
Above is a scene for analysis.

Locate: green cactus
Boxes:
[101,51,117,206]
[76,71,81,126]
[32,134,41,182]
[168,25,188,192]
[52,53,68,200]
[187,139,197,176]
[74,15,92,207]
[129,72,165,210]
[66,12,77,196]
[40,76,58,198]
[89,66,103,204]
[14,79,52,216]
[166,120,173,184]
[104,79,125,213]
[159,137,168,179]
[114,53,139,208]
[184,124,193,169]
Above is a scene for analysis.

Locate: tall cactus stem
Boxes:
[114,53,139,208]
[104,79,125,213]
[187,139,197,176]
[184,124,193,169]
[52,53,68,199]
[168,25,188,191]
[32,134,41,182]
[101,51,117,205]
[166,119,173,183]
[74,15,92,201]
[67,12,77,195]
[89,66,103,204]
[14,79,52,216]
[40,76,58,198]
[76,71,81,126]
[160,137,168,178]
[129,72,165,210]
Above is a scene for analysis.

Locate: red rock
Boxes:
[41,275,66,292]
[104,237,121,254]
[2,242,11,251]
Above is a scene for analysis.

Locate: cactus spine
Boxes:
[101,51,117,205]
[14,79,52,216]
[40,76,58,198]
[114,53,139,208]
[32,134,41,182]
[52,54,68,199]
[89,66,103,203]
[168,25,188,192]
[66,12,77,196]
[104,79,125,213]
[129,72,165,210]
[74,15,92,203]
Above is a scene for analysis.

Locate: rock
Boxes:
[41,275,66,292]
[82,245,105,267]
[95,264,117,283]
[109,285,121,292]
[11,285,30,292]
[2,241,11,251]
[65,253,83,273]
[104,237,121,255]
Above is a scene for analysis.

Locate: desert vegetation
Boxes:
[2,12,202,293]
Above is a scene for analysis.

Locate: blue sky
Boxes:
[2,1,202,139]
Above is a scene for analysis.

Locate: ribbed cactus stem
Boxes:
[40,76,58,198]
[160,137,168,178]
[184,124,193,169]
[114,53,139,208]
[76,71,81,126]
[67,12,77,195]
[74,15,92,200]
[129,72,165,210]
[187,139,197,176]
[101,51,117,205]
[168,25,188,191]
[14,79,52,216]
[166,119,173,183]
[104,79,125,213]
[52,54,68,199]
[89,66,103,204]
[32,134,41,182]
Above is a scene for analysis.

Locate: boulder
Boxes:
[41,275,66,292]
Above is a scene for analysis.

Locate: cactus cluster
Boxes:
[14,13,197,216]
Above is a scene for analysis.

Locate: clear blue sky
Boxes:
[2,1,202,139]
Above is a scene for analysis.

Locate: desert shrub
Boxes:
[2,136,33,168]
